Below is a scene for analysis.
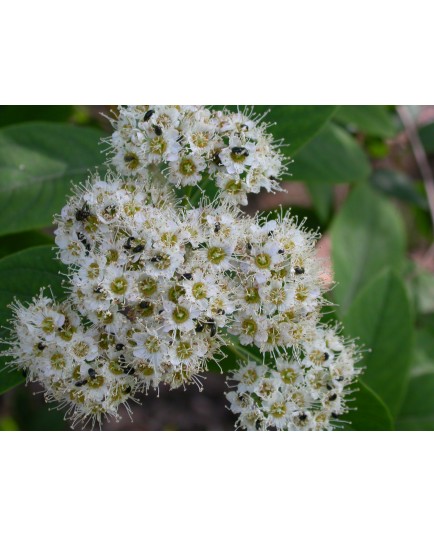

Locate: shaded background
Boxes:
[0,105,433,431]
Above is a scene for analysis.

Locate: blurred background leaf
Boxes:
[344,380,394,431]
[0,106,75,127]
[0,415,19,431]
[334,105,398,138]
[412,328,434,376]
[0,122,105,236]
[343,269,413,417]
[0,105,103,129]
[419,122,434,155]
[0,230,53,260]
[258,105,338,155]
[396,373,434,430]
[331,184,406,314]
[406,264,434,316]
[290,122,371,184]
[306,182,333,224]
[370,168,428,209]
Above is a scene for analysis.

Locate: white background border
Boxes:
[1,1,434,534]
[2,1,432,103]
[2,433,434,535]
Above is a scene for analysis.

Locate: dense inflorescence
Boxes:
[230,211,325,357]
[5,293,139,427]
[106,105,288,205]
[1,105,361,430]
[226,325,359,431]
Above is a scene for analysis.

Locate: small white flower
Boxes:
[168,152,206,186]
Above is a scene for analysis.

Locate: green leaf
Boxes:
[261,105,338,155]
[396,373,434,430]
[413,328,434,376]
[370,168,428,209]
[345,380,394,431]
[238,105,338,155]
[331,184,406,313]
[0,106,75,127]
[343,269,413,417]
[412,201,434,242]
[406,265,434,315]
[290,123,371,184]
[419,122,434,154]
[12,384,68,431]
[306,181,333,223]
[0,230,53,260]
[364,136,390,159]
[0,245,65,395]
[0,416,19,431]
[334,105,397,138]
[418,312,434,335]
[0,122,105,236]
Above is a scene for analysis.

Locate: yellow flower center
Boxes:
[208,247,226,264]
[255,253,271,269]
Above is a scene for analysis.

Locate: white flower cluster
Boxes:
[230,213,325,356]
[2,105,361,430]
[5,293,138,427]
[107,105,287,205]
[226,325,359,431]
[6,170,250,427]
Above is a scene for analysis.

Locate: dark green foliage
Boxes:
[0,122,106,236]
